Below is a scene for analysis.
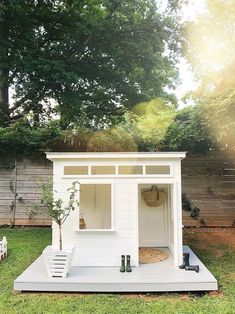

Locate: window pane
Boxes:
[118,165,143,175]
[146,165,170,175]
[79,184,112,229]
[64,166,88,175]
[91,166,115,175]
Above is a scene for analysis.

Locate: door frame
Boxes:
[135,180,181,267]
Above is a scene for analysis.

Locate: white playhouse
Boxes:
[14,152,218,292]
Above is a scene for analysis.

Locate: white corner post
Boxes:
[177,159,183,267]
[172,159,183,267]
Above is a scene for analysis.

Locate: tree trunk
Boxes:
[0,69,9,126]
[0,6,10,126]
[59,224,62,250]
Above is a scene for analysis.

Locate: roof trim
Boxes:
[46,152,187,161]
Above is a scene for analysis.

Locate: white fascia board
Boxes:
[46,152,187,161]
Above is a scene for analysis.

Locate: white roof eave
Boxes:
[46,152,187,161]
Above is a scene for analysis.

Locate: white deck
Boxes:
[14,246,217,292]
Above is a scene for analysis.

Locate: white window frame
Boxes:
[62,163,173,178]
[76,181,115,232]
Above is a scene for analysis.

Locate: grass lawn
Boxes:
[0,227,234,314]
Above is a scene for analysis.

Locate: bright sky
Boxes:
[174,0,206,108]
[175,58,198,108]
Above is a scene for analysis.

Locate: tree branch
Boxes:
[10,113,24,120]
[9,101,24,114]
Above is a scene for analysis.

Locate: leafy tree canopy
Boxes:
[118,98,176,151]
[164,106,216,153]
[0,98,177,155]
[0,119,61,155]
[197,90,235,150]
[57,98,176,152]
[0,0,182,128]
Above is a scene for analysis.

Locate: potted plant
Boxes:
[41,181,79,278]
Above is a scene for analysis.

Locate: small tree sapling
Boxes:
[41,181,79,250]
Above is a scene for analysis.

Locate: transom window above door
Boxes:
[63,164,172,176]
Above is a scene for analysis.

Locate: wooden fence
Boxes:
[182,151,235,227]
[0,158,52,226]
[0,152,234,227]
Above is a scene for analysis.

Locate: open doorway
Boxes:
[138,184,173,265]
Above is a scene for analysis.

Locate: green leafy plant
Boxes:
[25,205,39,219]
[164,106,215,153]
[199,218,206,225]
[182,193,200,220]
[182,193,192,212]
[0,119,62,156]
[41,181,79,250]
[191,206,200,220]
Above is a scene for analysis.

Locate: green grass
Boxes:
[0,227,234,314]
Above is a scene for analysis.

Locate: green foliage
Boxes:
[25,205,39,219]
[197,90,235,150]
[41,181,79,226]
[51,125,137,152]
[182,193,192,212]
[0,0,181,128]
[0,119,61,155]
[41,181,79,249]
[0,104,217,155]
[48,98,176,152]
[0,102,225,154]
[183,0,235,150]
[190,206,200,219]
[118,99,176,151]
[164,106,215,153]
[86,128,138,152]
[182,193,200,220]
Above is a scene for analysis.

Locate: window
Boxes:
[64,166,88,175]
[118,165,143,175]
[64,164,171,176]
[91,166,115,175]
[79,184,112,230]
[145,165,170,175]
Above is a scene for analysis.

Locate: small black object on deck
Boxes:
[179,253,200,273]
[126,255,132,272]
[120,255,125,272]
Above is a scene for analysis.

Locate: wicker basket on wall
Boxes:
[142,185,167,207]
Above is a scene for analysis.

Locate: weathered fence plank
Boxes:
[181,152,235,227]
[0,158,51,225]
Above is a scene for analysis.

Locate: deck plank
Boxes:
[14,246,218,292]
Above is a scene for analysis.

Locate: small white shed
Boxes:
[14,152,218,292]
[47,152,185,268]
